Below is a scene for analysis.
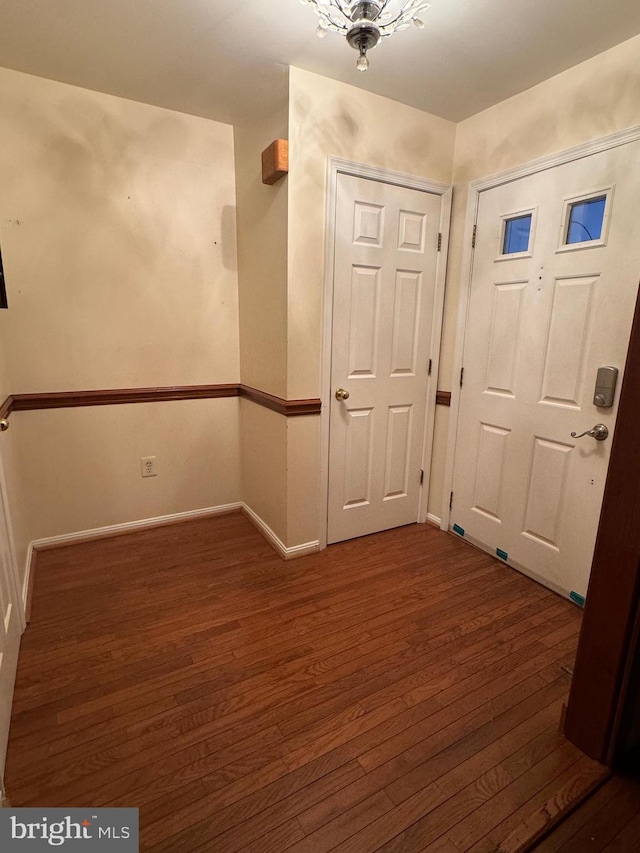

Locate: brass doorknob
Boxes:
[335,388,350,401]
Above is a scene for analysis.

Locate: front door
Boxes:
[328,173,445,544]
[451,138,640,598]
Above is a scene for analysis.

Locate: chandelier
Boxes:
[300,1,431,71]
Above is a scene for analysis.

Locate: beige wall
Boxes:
[0,67,239,391]
[0,67,242,583]
[11,399,240,544]
[234,78,289,540]
[286,415,320,548]
[235,90,289,399]
[427,33,640,521]
[287,67,456,399]
[239,399,287,542]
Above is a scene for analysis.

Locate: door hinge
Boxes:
[437,232,442,251]
[449,491,454,510]
[460,367,464,387]
[420,469,424,486]
[428,358,432,376]
[472,224,477,249]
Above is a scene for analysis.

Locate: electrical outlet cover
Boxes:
[141,456,157,478]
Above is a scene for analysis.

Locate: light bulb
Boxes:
[316,22,329,37]
[356,52,369,72]
[413,17,425,28]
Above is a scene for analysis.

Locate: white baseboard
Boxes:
[30,503,243,552]
[22,503,243,616]
[22,501,320,611]
[426,512,442,527]
[240,503,320,560]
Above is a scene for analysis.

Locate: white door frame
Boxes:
[0,451,24,631]
[319,158,452,548]
[441,124,640,534]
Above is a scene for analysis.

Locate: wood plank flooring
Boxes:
[530,772,640,852]
[5,512,607,852]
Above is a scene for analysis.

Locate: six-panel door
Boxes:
[328,174,441,544]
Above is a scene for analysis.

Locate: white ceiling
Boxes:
[1,0,639,126]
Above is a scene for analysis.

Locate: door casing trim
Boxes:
[442,124,640,533]
[0,453,24,633]
[320,158,452,548]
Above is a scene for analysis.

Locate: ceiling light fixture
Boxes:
[300,0,431,72]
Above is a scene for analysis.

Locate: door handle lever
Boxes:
[570,423,609,441]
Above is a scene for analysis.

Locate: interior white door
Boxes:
[328,173,442,544]
[0,459,21,776]
[451,139,640,598]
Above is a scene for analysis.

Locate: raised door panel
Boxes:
[342,408,375,510]
[390,271,422,377]
[522,437,573,550]
[397,210,427,252]
[472,422,511,523]
[347,266,380,379]
[485,281,527,398]
[353,201,385,247]
[539,276,597,409]
[383,405,413,501]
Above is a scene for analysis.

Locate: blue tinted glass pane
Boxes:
[566,196,606,244]
[503,215,532,254]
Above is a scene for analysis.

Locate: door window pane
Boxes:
[566,196,606,244]
[502,214,532,254]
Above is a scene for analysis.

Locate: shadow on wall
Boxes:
[292,90,441,181]
[0,84,239,389]
[0,84,239,276]
[221,205,238,272]
[455,64,639,182]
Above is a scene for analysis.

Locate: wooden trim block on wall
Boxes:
[262,140,289,185]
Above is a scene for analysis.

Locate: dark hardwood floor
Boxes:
[5,512,607,852]
[530,772,640,852]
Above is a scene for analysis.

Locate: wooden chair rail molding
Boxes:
[0,394,13,421]
[0,384,452,426]
[0,385,320,421]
